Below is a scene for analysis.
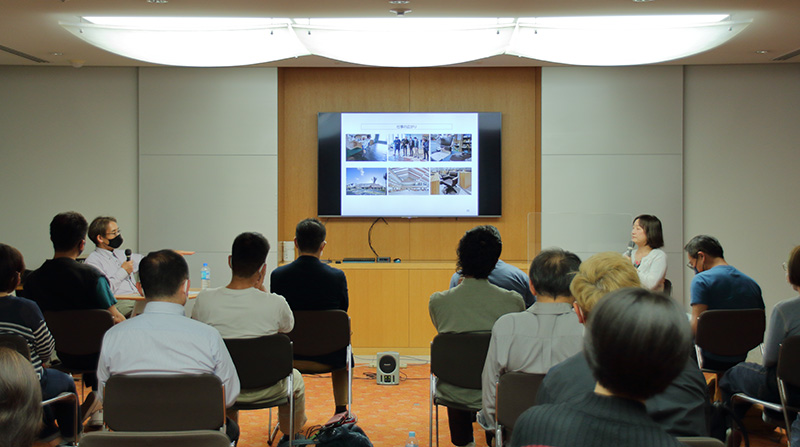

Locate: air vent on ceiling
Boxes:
[0,44,50,63]
[773,47,800,61]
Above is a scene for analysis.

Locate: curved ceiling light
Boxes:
[60,17,310,67]
[292,18,516,67]
[507,15,752,66]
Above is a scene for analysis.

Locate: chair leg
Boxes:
[347,344,353,417]
[429,374,436,447]
[496,424,502,447]
[288,373,294,445]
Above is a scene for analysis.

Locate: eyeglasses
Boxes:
[106,229,121,237]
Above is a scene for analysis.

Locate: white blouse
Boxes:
[631,247,667,291]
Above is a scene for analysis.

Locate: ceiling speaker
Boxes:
[376,351,400,385]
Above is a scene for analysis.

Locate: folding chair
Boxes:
[732,335,800,442]
[103,374,226,432]
[79,430,231,447]
[495,372,545,447]
[224,334,295,445]
[695,309,765,374]
[429,332,492,447]
[288,310,352,415]
[0,333,80,446]
[43,309,114,397]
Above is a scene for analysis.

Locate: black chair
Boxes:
[732,335,800,441]
[43,309,114,395]
[224,334,295,445]
[287,310,352,415]
[103,374,226,432]
[79,430,231,447]
[429,332,492,447]
[695,309,765,375]
[495,372,545,447]
[0,333,80,446]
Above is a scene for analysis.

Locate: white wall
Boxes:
[540,66,685,303]
[684,64,800,360]
[0,67,139,268]
[138,68,279,288]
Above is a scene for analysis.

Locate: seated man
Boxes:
[478,248,583,433]
[85,216,140,317]
[97,250,241,443]
[271,218,350,416]
[536,252,708,437]
[685,235,764,370]
[0,243,99,442]
[192,232,306,442]
[429,225,526,447]
[511,287,691,447]
[449,226,535,308]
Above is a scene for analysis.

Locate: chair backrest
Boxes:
[777,336,800,407]
[288,310,350,357]
[695,309,765,357]
[79,430,231,447]
[496,372,545,431]
[103,374,225,432]
[430,332,491,389]
[676,437,726,447]
[0,333,31,360]
[224,334,293,389]
[43,309,114,356]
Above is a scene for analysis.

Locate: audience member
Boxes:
[85,216,139,317]
[511,288,691,447]
[720,245,800,433]
[0,347,42,447]
[536,252,708,437]
[685,235,764,369]
[270,218,351,416]
[96,250,240,443]
[449,226,535,307]
[429,225,526,447]
[477,248,583,433]
[0,243,99,442]
[628,214,667,291]
[192,232,306,441]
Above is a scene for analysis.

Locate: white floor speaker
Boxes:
[376,351,400,385]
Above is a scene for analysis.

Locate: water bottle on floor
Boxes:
[405,431,418,447]
[201,263,211,289]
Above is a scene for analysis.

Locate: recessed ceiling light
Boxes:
[389,0,410,4]
[147,0,168,3]
[49,52,63,56]
[633,0,655,2]
[390,8,411,16]
[755,50,769,54]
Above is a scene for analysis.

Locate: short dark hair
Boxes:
[0,244,25,294]
[0,347,42,447]
[684,235,724,259]
[633,214,664,249]
[295,218,326,253]
[231,232,270,278]
[788,245,800,287]
[529,248,581,298]
[88,216,117,246]
[49,211,87,252]
[456,225,502,279]
[584,287,691,400]
[139,250,189,299]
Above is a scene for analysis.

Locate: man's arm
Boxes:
[95,277,125,323]
[277,297,294,333]
[690,304,708,335]
[339,272,349,312]
[480,327,504,430]
[86,253,130,294]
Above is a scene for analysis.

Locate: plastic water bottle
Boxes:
[405,431,418,447]
[201,263,211,289]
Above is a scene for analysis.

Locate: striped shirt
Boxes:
[0,295,56,379]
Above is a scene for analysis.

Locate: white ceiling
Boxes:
[1,0,798,67]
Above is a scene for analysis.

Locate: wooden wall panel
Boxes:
[346,268,410,348]
[278,67,540,262]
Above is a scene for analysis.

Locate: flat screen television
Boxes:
[318,112,501,218]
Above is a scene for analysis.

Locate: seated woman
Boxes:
[629,214,668,291]
[0,243,98,443]
[0,347,43,447]
[720,245,800,434]
[511,287,691,447]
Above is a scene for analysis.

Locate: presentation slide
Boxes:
[340,113,480,217]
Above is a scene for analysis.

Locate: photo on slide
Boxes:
[431,168,472,195]
[346,134,387,162]
[388,134,430,162]
[388,167,430,195]
[346,167,387,195]
[429,134,472,162]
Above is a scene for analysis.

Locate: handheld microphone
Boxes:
[125,249,132,262]
[624,241,635,257]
